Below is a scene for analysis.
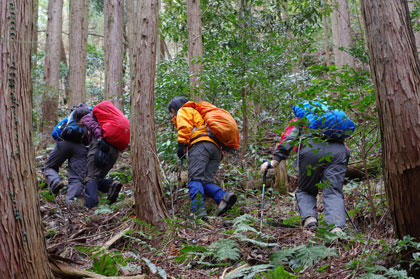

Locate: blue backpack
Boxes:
[51,103,92,142]
[52,117,69,141]
[293,101,356,139]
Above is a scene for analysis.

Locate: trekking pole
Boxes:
[260,168,268,231]
[345,207,360,234]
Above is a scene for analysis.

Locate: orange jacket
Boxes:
[173,106,219,148]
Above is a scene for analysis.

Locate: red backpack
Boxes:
[93,101,130,151]
[182,101,240,150]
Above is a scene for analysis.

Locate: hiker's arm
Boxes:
[82,113,103,140]
[176,108,195,144]
[273,126,301,162]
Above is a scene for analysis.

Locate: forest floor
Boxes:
[36,147,400,279]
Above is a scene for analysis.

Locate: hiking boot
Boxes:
[50,179,65,195]
[303,216,318,229]
[216,192,237,216]
[331,227,344,234]
[107,180,123,204]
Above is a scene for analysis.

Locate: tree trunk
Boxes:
[69,0,89,108]
[61,39,70,105]
[40,0,63,146]
[104,0,124,110]
[128,0,169,225]
[408,1,420,51]
[360,0,420,239]
[331,0,355,68]
[0,1,54,277]
[186,0,204,101]
[322,0,331,67]
[32,0,39,55]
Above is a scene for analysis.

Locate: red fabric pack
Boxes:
[93,101,130,151]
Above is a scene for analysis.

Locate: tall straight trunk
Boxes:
[186,0,204,101]
[126,0,139,100]
[408,1,420,50]
[0,0,54,277]
[104,0,124,110]
[322,0,331,67]
[68,0,89,107]
[60,39,70,105]
[331,0,355,68]
[361,0,420,239]
[32,0,39,55]
[129,0,169,225]
[41,0,63,145]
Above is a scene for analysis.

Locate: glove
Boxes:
[260,160,280,175]
[97,138,110,153]
[177,143,187,159]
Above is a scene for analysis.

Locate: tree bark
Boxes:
[128,0,169,225]
[408,1,420,51]
[32,0,39,55]
[360,0,420,239]
[322,0,331,67]
[41,0,63,146]
[331,0,355,68]
[69,0,89,108]
[0,0,54,277]
[104,0,124,110]
[186,0,204,101]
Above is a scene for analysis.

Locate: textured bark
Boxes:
[104,0,124,110]
[408,1,420,51]
[331,0,355,68]
[129,0,169,225]
[0,0,54,277]
[32,0,39,55]
[126,0,139,100]
[361,0,420,238]
[186,0,204,101]
[322,0,331,67]
[41,0,63,145]
[69,0,89,107]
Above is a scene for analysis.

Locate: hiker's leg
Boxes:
[322,143,349,229]
[188,142,211,214]
[66,143,88,202]
[85,138,119,182]
[201,142,224,202]
[43,141,72,186]
[189,181,206,214]
[98,178,113,193]
[203,183,225,204]
[295,141,325,221]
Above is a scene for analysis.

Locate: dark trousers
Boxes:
[43,140,88,202]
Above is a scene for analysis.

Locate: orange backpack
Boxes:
[183,101,240,150]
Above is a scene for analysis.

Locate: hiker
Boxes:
[260,102,353,233]
[43,105,91,203]
[82,101,128,209]
[168,96,238,217]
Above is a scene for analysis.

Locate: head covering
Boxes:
[168,96,189,113]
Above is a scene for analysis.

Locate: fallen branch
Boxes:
[103,227,131,249]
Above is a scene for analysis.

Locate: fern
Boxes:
[226,264,273,279]
[209,239,240,262]
[255,265,299,279]
[236,234,279,248]
[142,258,167,279]
[232,214,258,233]
[270,244,337,271]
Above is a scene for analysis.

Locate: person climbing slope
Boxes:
[168,96,239,217]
